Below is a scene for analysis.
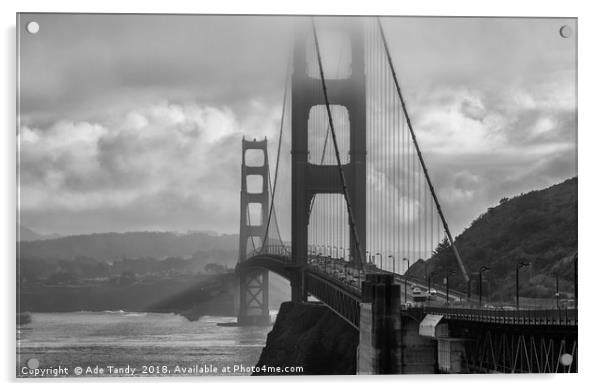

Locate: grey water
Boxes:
[17,311,273,377]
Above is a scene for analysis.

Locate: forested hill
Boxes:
[18,231,237,261]
[408,177,577,300]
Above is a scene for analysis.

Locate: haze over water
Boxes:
[17,312,272,377]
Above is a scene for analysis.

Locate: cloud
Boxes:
[18,15,577,239]
[18,100,284,235]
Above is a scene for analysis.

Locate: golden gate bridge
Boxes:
[235,17,576,374]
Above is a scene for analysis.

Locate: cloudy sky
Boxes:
[18,14,576,239]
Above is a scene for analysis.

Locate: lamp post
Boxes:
[388,255,395,274]
[479,266,490,308]
[402,258,410,303]
[574,254,578,308]
[467,275,472,301]
[446,269,457,305]
[555,272,560,310]
[516,261,530,309]
[376,252,383,269]
[366,251,371,266]
[428,271,437,299]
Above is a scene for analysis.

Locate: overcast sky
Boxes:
[18,14,576,239]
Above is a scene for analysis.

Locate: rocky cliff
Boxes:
[254,301,358,375]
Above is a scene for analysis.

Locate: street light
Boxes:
[446,269,457,305]
[479,266,490,308]
[554,272,560,310]
[376,252,383,269]
[428,271,437,298]
[573,254,578,308]
[402,258,410,303]
[366,251,371,265]
[516,261,530,309]
[388,255,395,274]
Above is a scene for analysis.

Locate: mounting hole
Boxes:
[559,25,572,39]
[27,358,39,369]
[26,21,40,34]
[560,353,573,366]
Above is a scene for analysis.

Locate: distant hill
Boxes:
[18,225,43,241]
[407,177,577,300]
[18,224,61,242]
[18,231,238,261]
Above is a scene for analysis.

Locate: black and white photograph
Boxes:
[15,10,578,379]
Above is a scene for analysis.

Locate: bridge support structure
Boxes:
[237,137,271,326]
[357,274,402,374]
[290,20,366,302]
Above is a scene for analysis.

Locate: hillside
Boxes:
[18,231,238,261]
[18,224,61,242]
[408,177,577,300]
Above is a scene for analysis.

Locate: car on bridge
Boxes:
[412,287,428,302]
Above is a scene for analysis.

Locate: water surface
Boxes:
[17,311,272,377]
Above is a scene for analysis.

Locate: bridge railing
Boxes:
[402,274,467,298]
[424,306,577,326]
[246,244,291,260]
[306,254,366,291]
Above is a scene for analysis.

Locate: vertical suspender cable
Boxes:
[377,18,469,282]
[391,70,394,266]
[312,19,365,266]
[263,55,290,250]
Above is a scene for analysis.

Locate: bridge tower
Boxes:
[237,137,271,326]
[290,20,366,302]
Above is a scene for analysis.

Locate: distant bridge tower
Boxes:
[237,137,271,326]
[290,20,367,302]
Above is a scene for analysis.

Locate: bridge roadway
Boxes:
[237,245,577,329]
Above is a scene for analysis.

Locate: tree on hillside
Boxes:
[433,237,451,256]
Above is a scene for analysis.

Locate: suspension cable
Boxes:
[267,164,285,246]
[377,17,469,282]
[247,207,256,251]
[312,19,365,267]
[262,54,290,251]
[308,38,346,216]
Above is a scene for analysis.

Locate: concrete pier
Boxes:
[357,274,402,374]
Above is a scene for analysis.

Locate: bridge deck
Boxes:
[239,248,577,328]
